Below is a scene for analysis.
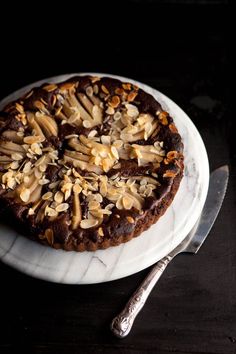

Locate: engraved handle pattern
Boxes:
[111,255,173,338]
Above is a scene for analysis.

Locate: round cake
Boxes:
[0,75,184,251]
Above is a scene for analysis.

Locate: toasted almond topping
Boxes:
[15,103,24,114]
[56,203,69,212]
[115,88,124,95]
[25,90,33,99]
[88,201,100,210]
[91,77,100,84]
[101,85,109,94]
[45,228,54,245]
[23,161,32,173]
[24,135,45,144]
[28,208,35,215]
[86,86,93,97]
[7,178,16,189]
[11,153,23,161]
[127,91,138,102]
[101,135,111,145]
[122,83,132,90]
[34,100,46,111]
[116,197,123,210]
[23,175,30,183]
[65,134,79,139]
[43,84,58,92]
[42,191,53,200]
[169,123,178,133]
[17,131,24,137]
[83,120,92,128]
[163,170,177,178]
[51,95,57,107]
[45,206,58,217]
[60,82,75,90]
[109,95,120,108]
[93,193,103,203]
[0,76,182,234]
[126,216,135,223]
[39,178,50,185]
[31,143,42,155]
[167,151,179,160]
[114,111,122,121]
[123,195,133,210]
[111,146,119,159]
[80,218,99,229]
[72,184,82,194]
[35,155,46,167]
[159,111,169,125]
[105,106,115,115]
[34,168,43,179]
[20,188,30,202]
[113,162,121,169]
[10,161,20,170]
[98,227,104,236]
[93,84,99,94]
[54,191,64,203]
[88,130,98,138]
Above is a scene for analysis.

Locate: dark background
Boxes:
[0,1,235,353]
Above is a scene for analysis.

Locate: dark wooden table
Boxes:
[0,2,235,354]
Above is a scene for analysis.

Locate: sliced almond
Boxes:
[98,227,104,236]
[105,106,115,115]
[54,191,64,204]
[11,153,23,161]
[127,91,138,102]
[28,208,35,215]
[20,187,30,202]
[24,135,44,144]
[39,178,50,185]
[159,111,169,125]
[45,228,54,245]
[88,201,100,210]
[56,203,69,212]
[86,86,93,97]
[111,146,119,159]
[23,161,32,173]
[43,84,57,92]
[42,191,53,200]
[126,216,135,223]
[122,83,132,90]
[109,95,120,108]
[101,85,109,94]
[122,195,133,210]
[101,135,111,145]
[45,206,58,217]
[83,120,92,128]
[80,218,98,229]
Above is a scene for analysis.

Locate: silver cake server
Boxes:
[111,165,229,338]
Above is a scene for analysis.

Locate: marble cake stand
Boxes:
[0,74,209,284]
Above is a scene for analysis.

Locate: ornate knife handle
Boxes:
[111,255,173,338]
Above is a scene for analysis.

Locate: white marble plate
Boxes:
[0,73,209,284]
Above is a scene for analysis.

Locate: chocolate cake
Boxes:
[0,75,184,251]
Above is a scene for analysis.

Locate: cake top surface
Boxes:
[0,75,183,249]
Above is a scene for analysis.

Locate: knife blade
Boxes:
[171,164,229,256]
[111,165,229,338]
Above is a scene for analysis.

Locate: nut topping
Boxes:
[0,76,183,239]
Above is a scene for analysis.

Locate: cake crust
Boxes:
[0,76,184,251]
